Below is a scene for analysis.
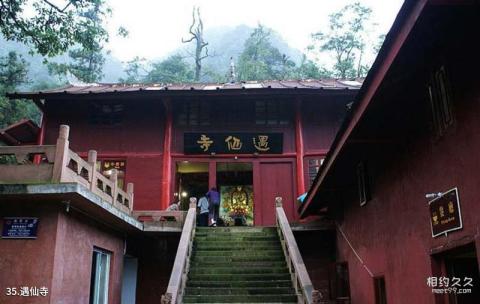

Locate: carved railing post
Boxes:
[276,196,283,208]
[110,168,118,204]
[189,197,197,209]
[87,150,97,190]
[161,293,172,304]
[52,125,70,182]
[127,182,134,210]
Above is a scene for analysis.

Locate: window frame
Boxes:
[374,276,387,304]
[89,247,111,304]
[357,161,371,206]
[427,65,454,139]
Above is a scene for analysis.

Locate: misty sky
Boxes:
[106,0,404,62]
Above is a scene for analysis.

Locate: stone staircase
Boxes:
[183,227,299,303]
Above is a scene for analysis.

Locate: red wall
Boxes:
[0,204,58,304]
[0,202,124,304]
[43,95,349,212]
[50,210,124,304]
[44,99,166,210]
[332,26,480,304]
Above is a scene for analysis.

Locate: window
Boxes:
[428,65,454,138]
[176,101,210,126]
[89,248,111,304]
[334,262,351,300]
[357,161,371,206]
[255,100,291,125]
[374,277,387,304]
[308,158,324,186]
[97,160,126,189]
[89,102,124,126]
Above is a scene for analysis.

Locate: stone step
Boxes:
[182,294,298,303]
[196,227,277,233]
[188,266,290,275]
[186,280,293,289]
[195,236,279,242]
[188,273,292,281]
[184,287,296,295]
[191,255,286,263]
[193,244,282,251]
[190,261,287,268]
[194,240,280,246]
[192,250,283,257]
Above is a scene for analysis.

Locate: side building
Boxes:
[301,1,480,303]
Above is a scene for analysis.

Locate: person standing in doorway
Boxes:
[207,187,220,226]
[197,195,209,227]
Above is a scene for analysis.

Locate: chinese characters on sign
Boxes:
[429,188,462,237]
[184,133,283,154]
[2,218,38,239]
[5,286,49,297]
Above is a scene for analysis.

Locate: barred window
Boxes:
[308,158,324,186]
[176,101,210,126]
[255,100,291,125]
[89,102,124,126]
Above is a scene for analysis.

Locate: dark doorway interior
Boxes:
[176,161,209,210]
[445,243,480,304]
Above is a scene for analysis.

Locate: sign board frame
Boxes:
[2,217,39,239]
[428,187,463,238]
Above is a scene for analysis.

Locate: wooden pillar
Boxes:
[208,161,216,190]
[295,98,306,196]
[161,99,173,210]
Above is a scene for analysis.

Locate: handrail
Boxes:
[275,197,322,304]
[161,198,197,304]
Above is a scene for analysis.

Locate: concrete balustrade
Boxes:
[0,125,134,214]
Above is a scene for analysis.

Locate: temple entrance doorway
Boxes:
[175,161,209,210]
[216,162,253,226]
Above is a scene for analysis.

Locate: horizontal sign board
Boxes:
[2,217,39,239]
[429,188,462,237]
[184,133,283,154]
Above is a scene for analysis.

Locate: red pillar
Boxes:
[295,98,305,196]
[161,99,172,210]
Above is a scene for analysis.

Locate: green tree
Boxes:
[294,55,332,79]
[119,56,147,84]
[311,2,373,78]
[0,51,40,128]
[237,25,296,81]
[144,55,194,83]
[0,0,111,57]
[47,1,106,83]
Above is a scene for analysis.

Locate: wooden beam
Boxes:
[161,98,173,210]
[295,98,306,196]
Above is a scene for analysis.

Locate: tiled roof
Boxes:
[8,79,363,98]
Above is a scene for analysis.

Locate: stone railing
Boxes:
[0,125,134,214]
[161,198,197,304]
[275,197,323,304]
[133,210,187,231]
